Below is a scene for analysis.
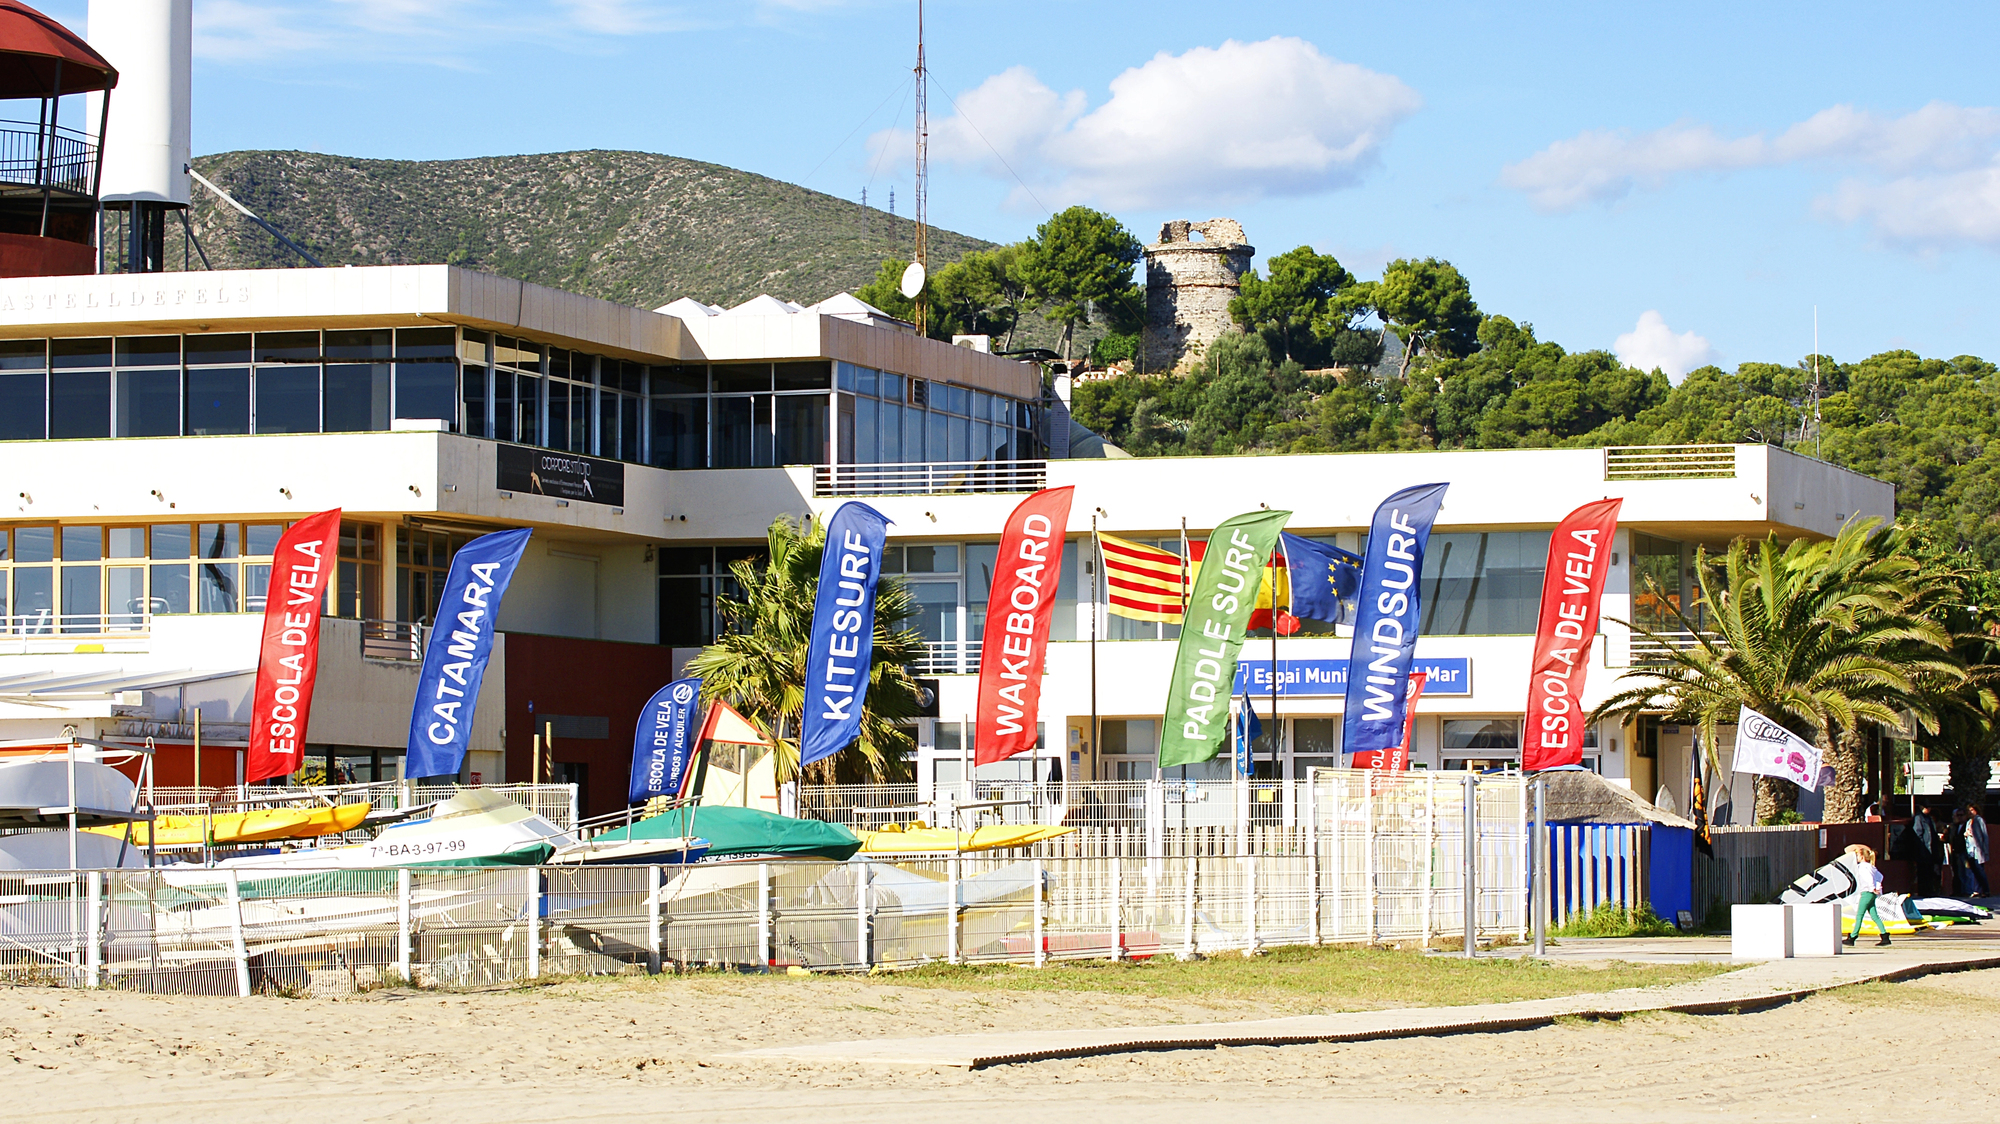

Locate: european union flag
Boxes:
[1280,533,1363,625]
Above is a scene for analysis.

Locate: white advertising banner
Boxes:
[1734,705,1823,791]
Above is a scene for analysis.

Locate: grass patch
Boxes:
[1825,979,2000,1015]
[1552,902,1681,938]
[859,945,1731,1011]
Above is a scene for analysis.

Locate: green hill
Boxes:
[179,149,992,311]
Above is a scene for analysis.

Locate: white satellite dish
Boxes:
[899,261,927,300]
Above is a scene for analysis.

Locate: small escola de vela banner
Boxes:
[1158,508,1292,768]
[404,527,533,779]
[974,486,1075,766]
[801,502,893,768]
[628,676,702,804]
[245,508,342,783]
[1522,497,1622,771]
[1342,483,1449,761]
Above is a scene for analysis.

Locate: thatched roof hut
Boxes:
[1539,769,1693,828]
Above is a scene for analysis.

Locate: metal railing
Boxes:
[1628,629,1720,664]
[1603,444,1737,480]
[361,619,427,661]
[0,608,151,637]
[913,638,979,674]
[0,120,97,195]
[814,459,1047,497]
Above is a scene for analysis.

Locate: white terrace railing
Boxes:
[1627,629,1722,665]
[1602,444,1737,480]
[814,459,1047,497]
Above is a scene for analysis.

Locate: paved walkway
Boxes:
[729,936,2000,1069]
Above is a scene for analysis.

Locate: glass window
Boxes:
[493,366,516,442]
[598,389,619,457]
[855,366,879,397]
[106,527,144,558]
[774,361,830,391]
[115,336,179,367]
[324,329,391,362]
[49,370,109,438]
[394,362,457,427]
[948,413,969,461]
[1441,718,1521,751]
[255,367,320,433]
[854,396,876,464]
[61,526,100,561]
[50,338,111,369]
[516,374,541,445]
[148,563,188,614]
[14,528,52,563]
[545,380,571,452]
[150,524,189,559]
[1631,533,1685,633]
[0,373,45,440]
[881,372,905,402]
[245,524,282,555]
[965,541,996,643]
[60,564,99,632]
[106,566,144,628]
[12,564,50,630]
[928,409,948,464]
[0,339,45,369]
[547,348,573,382]
[185,333,251,365]
[907,580,959,643]
[186,367,251,435]
[197,561,238,612]
[198,523,239,558]
[713,397,753,468]
[651,364,705,394]
[495,336,541,373]
[657,575,713,646]
[458,330,491,365]
[254,331,320,363]
[1418,531,1551,636]
[117,368,180,436]
[620,395,640,461]
[713,363,771,393]
[461,365,488,438]
[904,544,958,573]
[614,360,644,395]
[332,521,382,620]
[650,396,705,468]
[1293,718,1340,757]
[570,382,591,452]
[775,394,827,465]
[880,401,903,462]
[323,364,391,432]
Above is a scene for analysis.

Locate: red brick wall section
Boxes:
[501,632,678,821]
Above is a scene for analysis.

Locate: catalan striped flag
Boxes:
[1098,533,1187,623]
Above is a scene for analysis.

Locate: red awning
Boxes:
[0,0,116,99]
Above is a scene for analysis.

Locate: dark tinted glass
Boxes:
[657,547,713,575]
[545,379,570,451]
[116,336,179,367]
[712,395,752,466]
[395,326,455,360]
[774,361,830,391]
[254,367,319,433]
[394,362,457,427]
[254,331,320,363]
[496,337,541,373]
[650,365,705,394]
[776,394,827,464]
[186,368,250,435]
[324,364,390,431]
[116,368,180,436]
[324,329,391,361]
[515,374,540,444]
[0,373,44,439]
[0,339,44,370]
[548,348,573,381]
[199,522,239,558]
[50,338,111,369]
[49,370,109,437]
[649,396,704,468]
[185,333,251,364]
[712,363,771,393]
[492,368,515,441]
[615,360,643,394]
[461,365,488,438]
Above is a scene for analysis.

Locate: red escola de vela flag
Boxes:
[246,508,342,783]
[974,486,1075,766]
[1523,498,1622,772]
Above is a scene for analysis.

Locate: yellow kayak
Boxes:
[88,803,372,846]
[855,823,1073,854]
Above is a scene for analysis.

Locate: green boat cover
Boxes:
[595,806,860,860]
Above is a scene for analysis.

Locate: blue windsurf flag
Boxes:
[1341,484,1449,760]
[629,676,703,804]
[1280,532,1363,625]
[1233,691,1264,777]
[801,502,893,768]
[405,527,532,779]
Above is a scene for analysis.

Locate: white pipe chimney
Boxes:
[86,0,192,207]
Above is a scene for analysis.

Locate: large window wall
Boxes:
[834,361,1037,466]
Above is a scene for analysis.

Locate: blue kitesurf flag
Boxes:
[405,527,532,779]
[1341,483,1450,761]
[629,676,702,804]
[801,502,893,768]
[1280,532,1363,625]
[1233,691,1264,777]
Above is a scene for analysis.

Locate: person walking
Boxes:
[1910,805,1942,897]
[1843,843,1891,947]
[1965,803,1991,898]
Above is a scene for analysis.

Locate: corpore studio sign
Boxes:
[496,443,626,507]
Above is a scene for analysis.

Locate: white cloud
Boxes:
[1820,167,2000,250]
[1614,311,1717,381]
[873,38,1421,211]
[191,0,705,65]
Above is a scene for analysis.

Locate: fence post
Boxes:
[1308,833,1321,947]
[85,870,101,988]
[397,868,413,982]
[227,869,251,998]
[1462,772,1478,958]
[757,863,772,971]
[1365,776,1379,944]
[648,864,663,975]
[1517,776,1529,943]
[526,867,541,980]
[1183,852,1197,959]
[1243,854,1258,956]
[1109,856,1122,962]
[946,855,960,965]
[856,862,872,971]
[1421,773,1436,941]
[1032,857,1046,969]
[1533,775,1547,957]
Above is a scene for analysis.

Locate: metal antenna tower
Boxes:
[912,0,929,335]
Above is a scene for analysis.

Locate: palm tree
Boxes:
[684,515,925,784]
[1902,523,2000,804]
[1591,520,1959,824]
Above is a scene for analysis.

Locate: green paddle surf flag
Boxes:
[1158,508,1293,767]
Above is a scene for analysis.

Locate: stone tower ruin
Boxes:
[1141,218,1254,373]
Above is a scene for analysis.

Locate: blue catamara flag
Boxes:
[1233,691,1263,777]
[801,502,893,767]
[1342,484,1449,760]
[405,527,532,779]
[629,676,702,804]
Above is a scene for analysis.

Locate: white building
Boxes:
[0,264,1894,820]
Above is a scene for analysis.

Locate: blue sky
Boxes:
[38,0,2000,374]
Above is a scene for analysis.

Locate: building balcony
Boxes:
[0,119,97,198]
[814,459,1047,497]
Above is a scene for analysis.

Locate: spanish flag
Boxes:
[1098,533,1187,623]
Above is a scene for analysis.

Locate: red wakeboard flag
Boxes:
[1523,497,1623,772]
[974,486,1075,766]
[245,508,342,783]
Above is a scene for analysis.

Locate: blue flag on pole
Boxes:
[405,527,532,779]
[1233,691,1263,777]
[628,676,702,804]
[1342,483,1449,760]
[1279,532,1363,625]
[801,502,893,768]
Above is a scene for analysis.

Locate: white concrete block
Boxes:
[1731,903,1792,959]
[1790,902,1843,957]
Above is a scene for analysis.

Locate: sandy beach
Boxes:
[6,962,1996,1123]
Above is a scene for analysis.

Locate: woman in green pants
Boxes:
[1843,844,1891,947]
